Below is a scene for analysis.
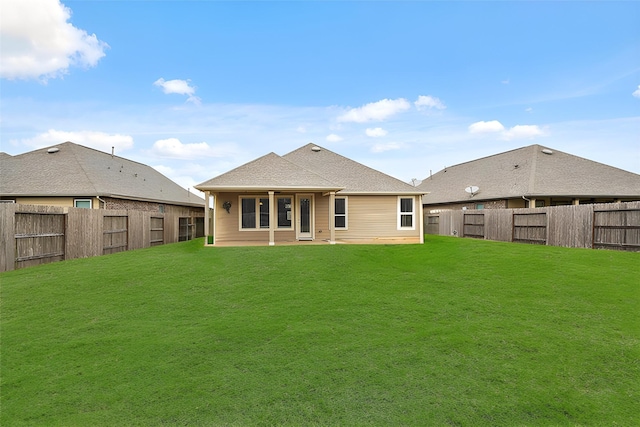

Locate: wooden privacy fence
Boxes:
[426,201,640,251]
[1,204,202,272]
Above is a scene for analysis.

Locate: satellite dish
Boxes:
[465,186,479,196]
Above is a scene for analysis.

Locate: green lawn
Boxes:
[1,236,639,426]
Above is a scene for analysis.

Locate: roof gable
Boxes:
[0,142,203,206]
[418,144,640,204]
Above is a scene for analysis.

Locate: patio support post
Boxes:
[329,191,336,244]
[268,191,275,246]
[418,195,424,244]
[204,191,211,245]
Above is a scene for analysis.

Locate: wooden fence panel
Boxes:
[127,210,150,250]
[150,216,164,246]
[0,203,16,272]
[484,209,513,242]
[463,213,484,238]
[439,210,463,236]
[14,210,65,269]
[593,208,640,251]
[547,205,593,248]
[103,215,128,255]
[513,212,547,245]
[66,207,103,259]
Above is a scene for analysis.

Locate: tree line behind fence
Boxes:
[0,204,204,272]
[425,201,640,251]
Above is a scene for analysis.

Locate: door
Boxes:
[297,195,313,240]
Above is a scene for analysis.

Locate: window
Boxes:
[158,204,165,213]
[241,198,256,229]
[398,197,414,229]
[334,197,347,229]
[259,198,269,228]
[74,198,92,209]
[476,203,485,210]
[240,197,274,230]
[277,197,292,228]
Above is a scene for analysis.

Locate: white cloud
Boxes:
[150,138,236,159]
[0,0,108,81]
[414,95,446,110]
[326,133,343,142]
[15,129,133,152]
[633,85,640,98]
[503,125,547,140]
[337,98,411,123]
[468,120,505,134]
[365,127,388,138]
[371,142,404,153]
[468,120,547,140]
[153,78,201,104]
[296,126,307,133]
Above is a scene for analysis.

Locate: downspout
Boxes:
[522,195,531,208]
[97,196,107,209]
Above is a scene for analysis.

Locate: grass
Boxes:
[1,236,639,426]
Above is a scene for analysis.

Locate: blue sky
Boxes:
[2,0,639,193]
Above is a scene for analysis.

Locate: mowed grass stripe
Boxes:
[1,236,638,426]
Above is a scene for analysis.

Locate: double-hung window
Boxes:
[398,196,415,230]
[241,197,270,229]
[334,197,347,229]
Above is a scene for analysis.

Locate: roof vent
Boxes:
[311,146,321,152]
[541,148,553,155]
[47,147,60,154]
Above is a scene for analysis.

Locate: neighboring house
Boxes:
[195,143,425,246]
[419,144,640,212]
[0,141,205,239]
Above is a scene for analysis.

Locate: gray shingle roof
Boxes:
[0,142,203,207]
[283,144,423,195]
[418,144,640,204]
[195,152,342,192]
[195,143,424,195]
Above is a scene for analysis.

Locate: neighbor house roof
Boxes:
[195,143,424,195]
[418,144,640,205]
[0,142,203,207]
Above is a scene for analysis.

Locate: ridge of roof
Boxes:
[1,142,203,206]
[283,143,424,194]
[195,151,343,191]
[418,144,640,204]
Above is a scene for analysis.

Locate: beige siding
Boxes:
[15,196,100,208]
[336,195,421,242]
[212,192,421,244]
[214,192,298,242]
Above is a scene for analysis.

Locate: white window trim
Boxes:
[397,196,415,230]
[334,196,348,230]
[74,198,92,209]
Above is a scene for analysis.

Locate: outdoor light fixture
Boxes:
[223,201,232,213]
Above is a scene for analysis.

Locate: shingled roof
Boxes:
[195,152,342,192]
[418,144,640,205]
[195,143,423,195]
[0,142,203,207]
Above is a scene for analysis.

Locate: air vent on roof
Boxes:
[541,148,553,155]
[311,146,321,152]
[47,147,60,154]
